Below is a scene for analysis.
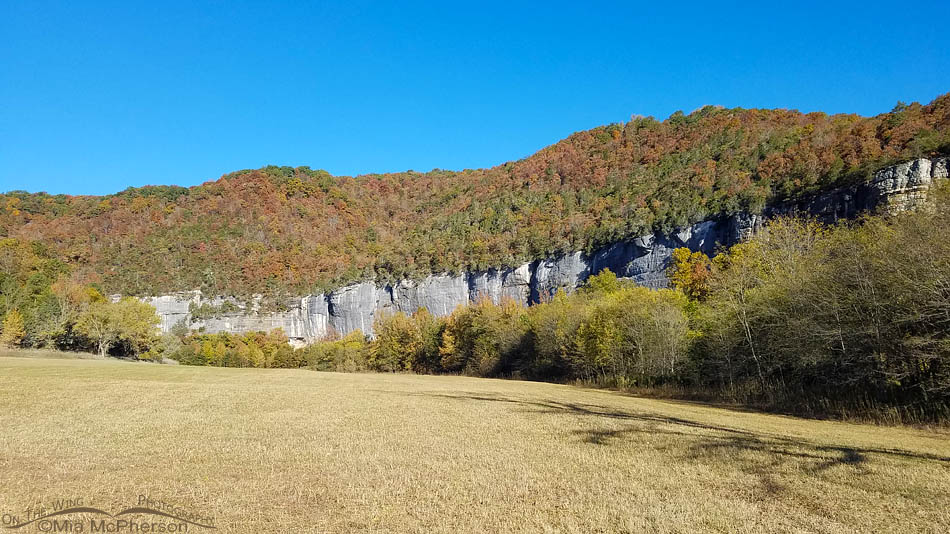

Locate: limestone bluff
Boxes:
[136,157,948,344]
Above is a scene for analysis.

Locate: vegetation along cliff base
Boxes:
[4,181,947,424]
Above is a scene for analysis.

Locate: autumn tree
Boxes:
[668,248,711,300]
[697,242,768,389]
[75,298,160,357]
[1,309,26,348]
[371,311,421,372]
[75,301,120,356]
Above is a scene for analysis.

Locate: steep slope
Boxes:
[2,95,949,299]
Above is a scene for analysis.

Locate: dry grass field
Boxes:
[1,355,949,533]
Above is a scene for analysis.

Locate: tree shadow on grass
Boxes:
[410,391,950,474]
[398,390,950,508]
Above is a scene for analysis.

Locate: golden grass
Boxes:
[0,347,107,360]
[0,355,948,533]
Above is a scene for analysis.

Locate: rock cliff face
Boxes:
[870,157,948,211]
[469,263,532,305]
[142,157,947,344]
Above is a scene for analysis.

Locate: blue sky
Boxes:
[2,1,948,195]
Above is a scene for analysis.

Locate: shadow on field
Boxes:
[410,391,950,476]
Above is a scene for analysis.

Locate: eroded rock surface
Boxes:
[869,157,946,212]
[532,252,590,302]
[469,263,532,305]
[328,282,378,336]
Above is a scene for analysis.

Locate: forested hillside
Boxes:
[3,95,949,297]
[172,185,950,422]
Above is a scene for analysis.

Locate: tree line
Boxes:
[0,239,160,357]
[2,185,948,422]
[142,184,950,422]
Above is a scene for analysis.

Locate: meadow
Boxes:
[1,354,948,533]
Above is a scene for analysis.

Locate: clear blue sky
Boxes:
[2,1,948,195]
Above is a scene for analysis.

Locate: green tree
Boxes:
[75,298,160,357]
[583,268,623,295]
[75,301,119,356]
[371,312,420,372]
[410,308,445,373]
[524,290,580,378]
[575,306,621,381]
[114,298,161,357]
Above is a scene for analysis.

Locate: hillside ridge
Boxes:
[2,94,948,299]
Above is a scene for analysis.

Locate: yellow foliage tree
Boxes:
[668,248,712,300]
[75,298,160,357]
[1,309,26,348]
